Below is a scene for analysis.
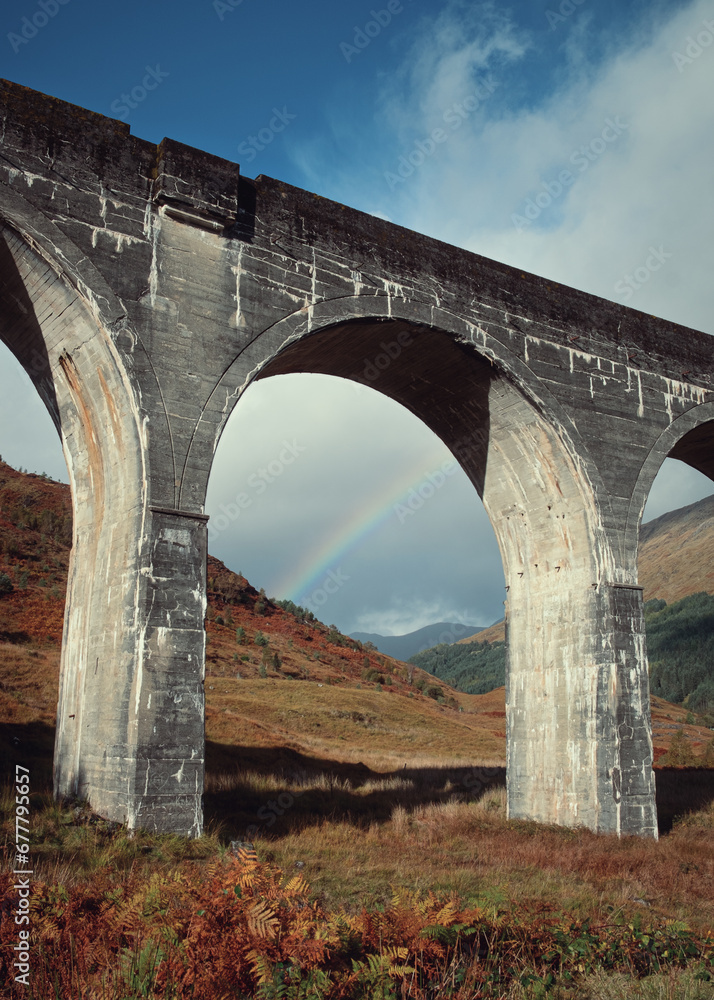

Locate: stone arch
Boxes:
[189,294,614,537]
[201,303,639,832]
[249,315,609,589]
[627,402,714,558]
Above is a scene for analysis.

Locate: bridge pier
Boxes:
[506,579,656,836]
[55,506,207,837]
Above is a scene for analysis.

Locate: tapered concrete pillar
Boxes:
[505,578,656,836]
[55,506,207,836]
[122,508,207,835]
[478,377,657,836]
[1,223,208,836]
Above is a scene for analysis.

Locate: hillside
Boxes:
[0,460,508,784]
[639,493,714,602]
[0,459,712,778]
[410,638,507,697]
[646,592,714,712]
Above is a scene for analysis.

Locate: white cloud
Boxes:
[351,596,486,637]
[370,0,714,333]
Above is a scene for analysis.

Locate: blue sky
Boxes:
[1,0,713,635]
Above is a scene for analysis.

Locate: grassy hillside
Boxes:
[0,459,509,777]
[639,493,714,603]
[1,458,712,775]
[1,462,714,997]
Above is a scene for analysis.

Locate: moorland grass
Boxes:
[1,759,713,999]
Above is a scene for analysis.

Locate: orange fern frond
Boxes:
[282,872,310,897]
[434,900,459,926]
[247,899,279,939]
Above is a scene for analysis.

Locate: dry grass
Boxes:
[506,968,714,999]
[1,761,713,998]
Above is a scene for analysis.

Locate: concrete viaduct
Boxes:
[1,80,712,839]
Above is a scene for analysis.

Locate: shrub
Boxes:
[660,728,697,766]
[0,573,13,596]
[254,631,269,647]
[275,598,319,624]
[326,626,344,646]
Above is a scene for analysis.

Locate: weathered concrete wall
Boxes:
[1,79,712,837]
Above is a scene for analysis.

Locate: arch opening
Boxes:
[636,430,714,732]
[205,315,640,833]
[205,370,504,638]
[244,318,608,599]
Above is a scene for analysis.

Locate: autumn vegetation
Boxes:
[1,460,713,998]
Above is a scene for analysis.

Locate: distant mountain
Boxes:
[349,622,485,661]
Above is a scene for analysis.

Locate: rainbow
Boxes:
[274,446,458,604]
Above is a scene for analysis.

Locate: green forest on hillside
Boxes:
[646,592,714,713]
[411,592,714,714]
[409,638,507,696]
